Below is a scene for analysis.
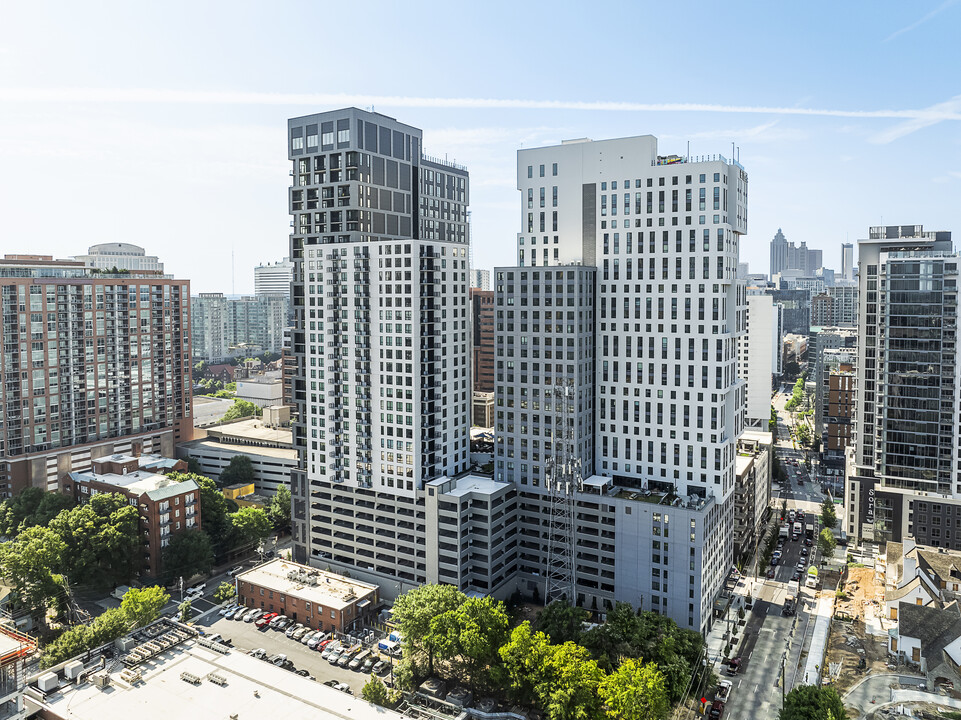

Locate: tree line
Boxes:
[379,585,709,720]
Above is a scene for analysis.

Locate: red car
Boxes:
[255,612,278,628]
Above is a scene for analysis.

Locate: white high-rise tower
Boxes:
[287,109,472,588]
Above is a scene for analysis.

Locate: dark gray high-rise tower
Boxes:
[286,109,472,588]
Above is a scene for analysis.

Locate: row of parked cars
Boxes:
[217,603,392,676]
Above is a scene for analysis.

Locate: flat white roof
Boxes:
[735,455,754,476]
[444,474,508,498]
[582,475,611,488]
[236,559,376,611]
[37,639,403,720]
[740,429,774,444]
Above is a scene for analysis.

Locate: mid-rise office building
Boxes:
[496,135,748,631]
[469,268,491,291]
[0,255,192,496]
[812,285,858,327]
[770,228,823,277]
[191,293,289,360]
[254,257,295,298]
[818,349,855,469]
[846,226,961,546]
[286,109,474,592]
[470,288,495,393]
[72,243,165,273]
[770,287,812,335]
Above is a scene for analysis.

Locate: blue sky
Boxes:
[1,1,960,293]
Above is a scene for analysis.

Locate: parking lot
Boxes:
[195,611,394,694]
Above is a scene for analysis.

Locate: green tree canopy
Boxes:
[169,472,233,554]
[598,658,669,720]
[0,487,76,537]
[818,527,837,559]
[536,598,589,644]
[778,685,845,720]
[214,581,236,604]
[820,499,838,530]
[541,641,604,720]
[162,529,214,584]
[500,622,554,706]
[229,506,272,549]
[220,455,255,487]
[432,596,510,690]
[392,583,465,675]
[222,399,260,422]
[120,586,170,628]
[268,483,291,531]
[0,525,68,626]
[49,493,142,589]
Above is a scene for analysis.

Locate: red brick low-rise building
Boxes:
[63,458,200,580]
[236,559,377,633]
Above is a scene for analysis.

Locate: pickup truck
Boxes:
[716,680,732,703]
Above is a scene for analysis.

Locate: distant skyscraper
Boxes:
[469,268,491,291]
[846,225,960,546]
[470,288,494,393]
[841,242,854,280]
[769,228,822,277]
[0,254,191,495]
[73,242,164,273]
[254,257,294,298]
[191,293,289,360]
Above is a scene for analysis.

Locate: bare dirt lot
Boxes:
[825,566,890,695]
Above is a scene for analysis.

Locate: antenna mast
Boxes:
[545,377,581,604]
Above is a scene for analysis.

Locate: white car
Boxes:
[321,642,341,660]
[286,623,305,639]
[301,630,319,645]
[244,609,263,623]
[307,632,327,649]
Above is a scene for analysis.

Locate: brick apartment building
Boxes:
[0,254,192,496]
[63,454,200,579]
[470,288,494,393]
[236,559,377,633]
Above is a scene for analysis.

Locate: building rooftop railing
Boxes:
[421,153,468,172]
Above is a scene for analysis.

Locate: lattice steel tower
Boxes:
[545,378,581,604]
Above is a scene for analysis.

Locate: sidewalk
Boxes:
[800,595,833,686]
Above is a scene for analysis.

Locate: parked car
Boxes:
[316,639,333,652]
[219,603,238,616]
[327,648,344,664]
[334,683,352,694]
[308,632,327,649]
[321,642,341,661]
[292,626,309,641]
[301,630,319,645]
[269,654,287,667]
[244,609,263,623]
[791,571,801,582]
[224,606,242,620]
[361,655,377,673]
[248,648,267,660]
[227,565,245,577]
[372,660,388,675]
[269,615,288,629]
[349,650,371,671]
[800,547,809,557]
[286,623,305,639]
[338,646,360,667]
[256,613,278,629]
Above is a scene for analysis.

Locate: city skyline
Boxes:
[2,2,961,293]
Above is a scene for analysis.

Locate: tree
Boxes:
[0,487,76,537]
[268,483,291,531]
[817,527,837,559]
[169,472,233,555]
[362,675,399,707]
[795,423,812,448]
[539,641,604,720]
[820,500,838,530]
[536,598,589,644]
[162,529,214,584]
[432,597,510,690]
[222,399,260,422]
[49,493,142,588]
[220,455,255,487]
[120,586,170,628]
[598,658,669,720]
[0,526,67,627]
[193,360,208,376]
[229,506,272,549]
[178,599,192,623]
[185,456,203,475]
[392,584,465,675]
[214,582,236,604]
[778,685,846,720]
[500,622,554,706]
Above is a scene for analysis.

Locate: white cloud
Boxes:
[884,0,960,42]
[869,94,961,144]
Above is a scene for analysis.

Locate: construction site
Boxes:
[825,565,890,694]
